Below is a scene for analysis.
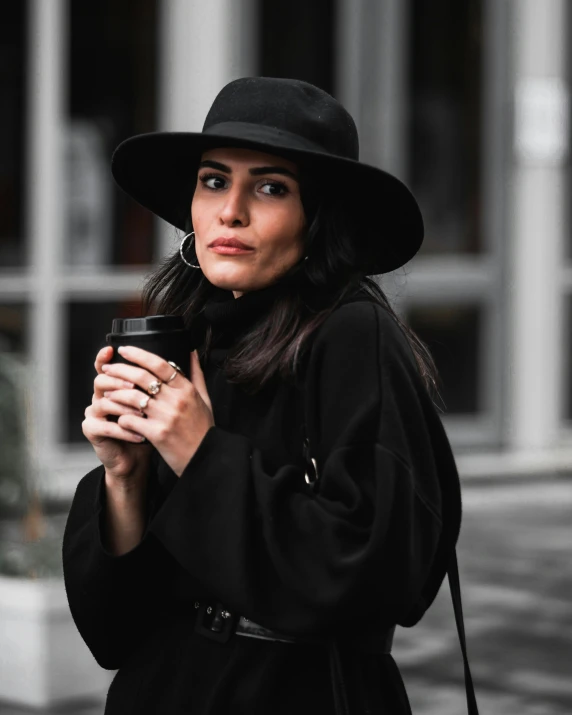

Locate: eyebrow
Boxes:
[199,159,298,181]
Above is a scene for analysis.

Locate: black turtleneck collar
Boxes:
[201,279,369,363]
[203,280,287,348]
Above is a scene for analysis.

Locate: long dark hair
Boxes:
[141,182,443,408]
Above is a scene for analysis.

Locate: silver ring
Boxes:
[166,361,183,383]
[139,395,151,410]
[147,380,162,396]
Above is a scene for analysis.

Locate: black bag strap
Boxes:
[448,548,480,714]
[301,415,480,715]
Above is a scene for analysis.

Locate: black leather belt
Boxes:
[193,600,395,653]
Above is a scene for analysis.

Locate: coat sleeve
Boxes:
[148,302,447,635]
[62,455,176,670]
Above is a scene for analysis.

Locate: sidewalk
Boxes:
[394,476,572,714]
[0,476,570,715]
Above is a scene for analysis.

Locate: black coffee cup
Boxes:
[106,315,194,371]
[105,315,195,428]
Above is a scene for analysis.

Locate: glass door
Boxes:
[397,0,509,449]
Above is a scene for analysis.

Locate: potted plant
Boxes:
[0,351,114,709]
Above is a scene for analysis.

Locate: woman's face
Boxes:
[191,147,306,298]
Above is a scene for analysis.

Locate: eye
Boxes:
[259,180,289,196]
[199,173,227,190]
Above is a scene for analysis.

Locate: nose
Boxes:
[218,185,249,227]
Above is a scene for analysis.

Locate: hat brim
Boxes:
[111,128,423,275]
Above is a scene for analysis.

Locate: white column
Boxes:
[335,0,365,128]
[508,0,569,451]
[335,0,408,178]
[335,0,409,303]
[157,0,258,258]
[26,0,68,473]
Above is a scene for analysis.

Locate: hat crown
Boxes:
[202,77,359,161]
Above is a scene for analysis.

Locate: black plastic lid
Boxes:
[110,315,185,335]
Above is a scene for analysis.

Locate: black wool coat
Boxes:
[62,283,462,715]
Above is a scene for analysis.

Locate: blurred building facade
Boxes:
[1,0,571,500]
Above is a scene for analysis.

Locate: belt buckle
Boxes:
[194,601,237,644]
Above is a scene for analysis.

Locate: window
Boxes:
[0,4,27,267]
[65,0,159,267]
[258,0,336,95]
[0,304,28,357]
[405,304,482,414]
[408,0,483,254]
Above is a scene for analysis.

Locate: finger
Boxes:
[94,346,114,374]
[166,363,186,387]
[94,374,135,397]
[114,345,182,386]
[117,413,148,438]
[91,397,144,419]
[189,350,209,403]
[102,362,158,391]
[82,415,146,444]
[102,388,150,412]
[116,345,156,363]
[189,350,203,383]
[114,345,167,376]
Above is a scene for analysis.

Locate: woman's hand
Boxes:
[82,346,153,481]
[100,346,215,477]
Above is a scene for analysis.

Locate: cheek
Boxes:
[283,214,306,258]
[264,205,305,248]
[190,193,202,229]
[190,197,213,243]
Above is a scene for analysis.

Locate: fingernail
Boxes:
[101,364,109,371]
[123,381,134,388]
[103,391,110,397]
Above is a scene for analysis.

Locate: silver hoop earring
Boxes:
[179,232,201,269]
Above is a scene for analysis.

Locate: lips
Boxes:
[209,237,253,250]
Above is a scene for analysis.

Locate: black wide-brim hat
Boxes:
[111,77,424,276]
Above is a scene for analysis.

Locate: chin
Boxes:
[204,266,254,293]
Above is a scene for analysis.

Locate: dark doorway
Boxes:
[258,0,336,96]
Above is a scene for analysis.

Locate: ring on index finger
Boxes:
[167,361,184,383]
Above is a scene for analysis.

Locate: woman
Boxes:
[63,77,478,715]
